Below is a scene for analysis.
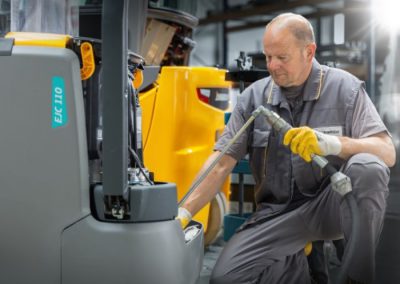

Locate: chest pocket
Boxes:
[249,112,271,184]
[250,125,292,204]
[252,128,269,147]
[249,126,270,185]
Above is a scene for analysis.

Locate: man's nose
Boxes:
[267,58,279,70]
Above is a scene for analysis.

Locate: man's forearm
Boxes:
[338,132,396,167]
[182,152,237,216]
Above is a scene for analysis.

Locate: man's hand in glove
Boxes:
[176,207,192,229]
[283,126,342,162]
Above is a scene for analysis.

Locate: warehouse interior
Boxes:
[0,0,399,283]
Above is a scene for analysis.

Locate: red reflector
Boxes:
[197,88,210,104]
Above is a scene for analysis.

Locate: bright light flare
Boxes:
[373,0,400,31]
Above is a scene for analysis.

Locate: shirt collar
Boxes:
[266,58,324,106]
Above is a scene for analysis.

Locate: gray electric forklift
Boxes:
[0,0,203,283]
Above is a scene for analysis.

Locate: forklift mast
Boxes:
[101,0,129,198]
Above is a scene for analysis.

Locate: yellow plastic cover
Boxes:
[5,32,71,48]
[133,69,144,89]
[140,66,233,232]
[80,42,95,80]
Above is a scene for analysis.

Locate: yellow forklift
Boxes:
[136,4,234,245]
[140,66,233,245]
[79,0,234,246]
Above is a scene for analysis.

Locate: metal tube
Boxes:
[178,113,258,206]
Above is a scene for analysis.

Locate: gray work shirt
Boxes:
[215,58,388,219]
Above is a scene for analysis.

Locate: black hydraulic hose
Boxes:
[126,74,153,185]
[324,163,338,176]
[127,76,135,168]
[316,163,360,284]
[311,150,360,283]
[336,192,361,284]
[128,147,154,185]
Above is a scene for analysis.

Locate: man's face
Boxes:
[263,27,314,87]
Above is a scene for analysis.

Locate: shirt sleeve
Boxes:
[351,87,389,138]
[214,94,251,161]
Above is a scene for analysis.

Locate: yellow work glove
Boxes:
[176,207,192,229]
[283,126,342,162]
[304,242,313,256]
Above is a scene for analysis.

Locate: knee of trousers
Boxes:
[342,153,390,202]
[209,275,231,284]
[210,271,241,284]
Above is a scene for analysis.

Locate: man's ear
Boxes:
[305,43,317,61]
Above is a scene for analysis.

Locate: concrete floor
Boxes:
[196,238,344,284]
[197,240,225,284]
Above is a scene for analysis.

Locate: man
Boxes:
[178,13,395,284]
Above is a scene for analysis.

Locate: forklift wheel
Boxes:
[204,192,227,246]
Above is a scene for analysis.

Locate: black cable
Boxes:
[323,164,360,284]
[127,76,135,168]
[127,72,142,168]
[129,147,154,185]
[126,73,153,185]
[336,192,361,284]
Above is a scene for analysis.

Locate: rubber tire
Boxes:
[204,192,227,246]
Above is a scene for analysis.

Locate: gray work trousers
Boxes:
[210,153,390,284]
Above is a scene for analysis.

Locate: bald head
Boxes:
[262,13,317,87]
[266,13,315,45]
